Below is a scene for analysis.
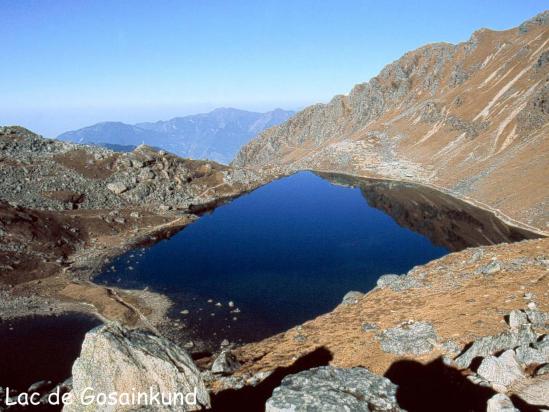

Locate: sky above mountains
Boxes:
[1,0,547,136]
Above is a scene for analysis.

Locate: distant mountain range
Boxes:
[57,108,294,163]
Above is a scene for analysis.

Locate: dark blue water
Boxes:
[0,314,101,391]
[96,172,448,345]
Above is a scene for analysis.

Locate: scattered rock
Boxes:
[376,272,424,291]
[480,260,502,275]
[211,350,240,374]
[341,291,364,305]
[106,182,128,195]
[441,340,462,355]
[265,366,403,412]
[376,274,401,288]
[362,322,378,332]
[377,321,437,355]
[454,324,537,369]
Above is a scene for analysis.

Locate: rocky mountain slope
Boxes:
[0,125,269,327]
[235,12,549,232]
[58,108,294,164]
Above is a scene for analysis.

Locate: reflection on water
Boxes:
[318,172,539,251]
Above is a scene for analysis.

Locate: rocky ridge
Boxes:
[0,125,268,328]
[234,12,549,232]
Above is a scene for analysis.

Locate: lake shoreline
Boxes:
[4,170,545,364]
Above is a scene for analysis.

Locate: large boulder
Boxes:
[265,366,403,412]
[63,323,210,411]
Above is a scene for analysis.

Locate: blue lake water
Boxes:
[96,172,450,345]
[95,171,536,347]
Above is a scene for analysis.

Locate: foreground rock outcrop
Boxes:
[265,366,402,412]
[64,323,210,411]
[234,12,549,233]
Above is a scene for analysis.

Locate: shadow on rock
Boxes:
[385,357,498,412]
[209,346,333,412]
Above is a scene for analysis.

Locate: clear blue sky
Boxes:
[1,0,547,136]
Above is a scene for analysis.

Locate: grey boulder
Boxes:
[63,322,210,411]
[265,366,403,412]
[377,321,437,355]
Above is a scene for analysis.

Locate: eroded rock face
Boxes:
[63,323,210,411]
[265,366,403,412]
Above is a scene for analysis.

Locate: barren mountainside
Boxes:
[234,12,549,232]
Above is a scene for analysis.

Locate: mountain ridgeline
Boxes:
[234,11,549,232]
[58,108,294,164]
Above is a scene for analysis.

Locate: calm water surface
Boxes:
[96,172,451,345]
[0,314,101,391]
